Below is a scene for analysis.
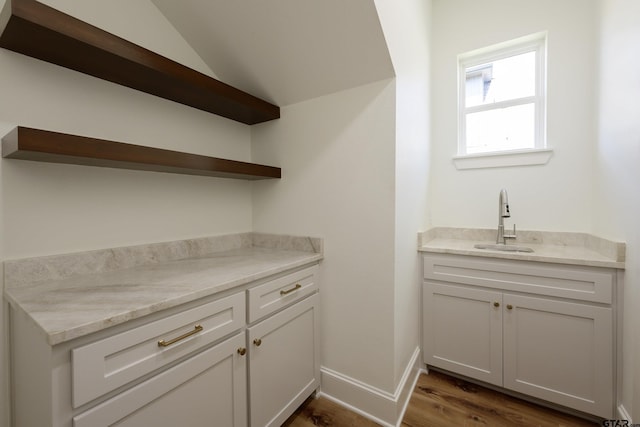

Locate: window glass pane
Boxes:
[465,51,536,107]
[465,103,535,154]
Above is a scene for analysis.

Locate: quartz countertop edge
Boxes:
[418,228,625,269]
[4,237,322,346]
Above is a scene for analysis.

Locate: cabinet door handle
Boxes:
[506,304,513,310]
[158,324,203,347]
[493,302,500,307]
[253,338,262,347]
[280,283,302,296]
[237,347,247,356]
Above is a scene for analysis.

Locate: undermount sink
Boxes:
[474,243,534,253]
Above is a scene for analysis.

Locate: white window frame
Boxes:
[455,33,551,169]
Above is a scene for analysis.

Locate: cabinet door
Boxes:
[248,293,320,427]
[503,294,613,418]
[423,283,503,386]
[73,333,247,427]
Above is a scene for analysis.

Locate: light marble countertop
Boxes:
[418,227,625,269]
[4,233,322,346]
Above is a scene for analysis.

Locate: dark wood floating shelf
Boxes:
[2,127,282,180]
[0,0,280,125]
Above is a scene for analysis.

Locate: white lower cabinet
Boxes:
[9,264,320,427]
[423,253,618,419]
[248,293,320,427]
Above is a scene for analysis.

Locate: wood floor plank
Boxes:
[402,371,599,427]
[284,370,599,427]
[282,395,380,427]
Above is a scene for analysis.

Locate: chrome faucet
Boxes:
[496,189,517,244]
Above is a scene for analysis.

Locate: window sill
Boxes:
[453,148,553,170]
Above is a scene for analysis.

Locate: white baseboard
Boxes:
[319,347,421,427]
[618,404,632,423]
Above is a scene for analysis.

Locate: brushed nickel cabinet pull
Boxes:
[158,325,203,347]
[280,283,302,296]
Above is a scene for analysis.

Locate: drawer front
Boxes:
[248,265,318,323]
[423,254,613,304]
[72,292,245,408]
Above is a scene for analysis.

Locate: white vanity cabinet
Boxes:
[9,263,320,427]
[422,253,618,418]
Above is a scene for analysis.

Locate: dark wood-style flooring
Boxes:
[283,370,599,426]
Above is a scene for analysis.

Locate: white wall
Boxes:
[0,1,254,425]
[0,0,254,259]
[430,0,598,232]
[252,79,398,392]
[374,0,432,387]
[595,0,640,420]
[151,0,395,107]
[251,0,433,405]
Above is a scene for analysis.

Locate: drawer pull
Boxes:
[158,324,203,347]
[237,347,247,356]
[280,283,302,296]
[253,338,262,347]
[493,302,500,307]
[506,304,513,310]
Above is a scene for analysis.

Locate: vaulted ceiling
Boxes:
[151,0,395,106]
